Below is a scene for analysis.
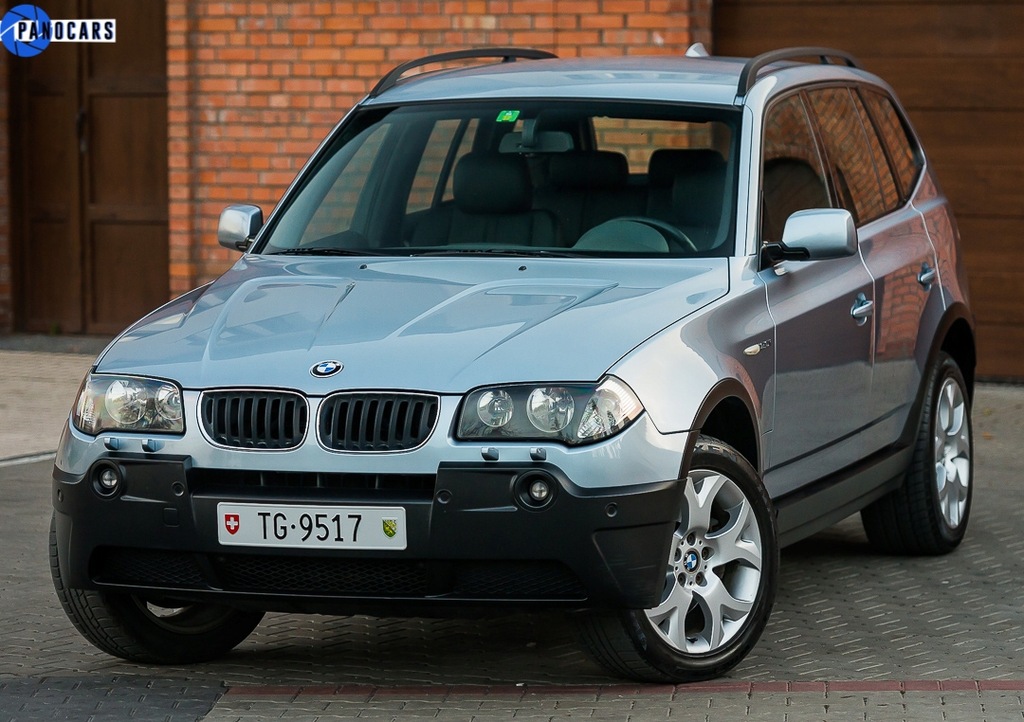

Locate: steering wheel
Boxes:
[609,217,698,253]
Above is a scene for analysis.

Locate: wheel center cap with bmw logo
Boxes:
[310,360,343,377]
[682,549,700,574]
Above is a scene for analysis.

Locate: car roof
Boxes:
[360,52,880,108]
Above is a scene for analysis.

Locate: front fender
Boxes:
[610,260,772,453]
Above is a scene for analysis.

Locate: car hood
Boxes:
[96,255,728,392]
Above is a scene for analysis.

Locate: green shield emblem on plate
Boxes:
[382,518,398,538]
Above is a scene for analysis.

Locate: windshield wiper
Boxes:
[411,248,584,258]
[267,248,384,257]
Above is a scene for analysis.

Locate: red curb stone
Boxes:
[751,681,791,693]
[597,685,659,697]
[547,685,604,695]
[479,684,528,696]
[789,682,826,693]
[370,685,451,699]
[674,681,751,693]
[302,684,376,700]
[440,686,521,701]
[978,680,1024,691]
[480,685,529,697]
[829,681,903,692]
[336,684,380,695]
[223,685,300,697]
[601,684,677,697]
[222,679,1024,701]
[297,685,342,696]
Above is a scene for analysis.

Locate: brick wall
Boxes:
[167,1,711,294]
[0,49,10,332]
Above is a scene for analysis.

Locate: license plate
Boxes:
[217,503,407,550]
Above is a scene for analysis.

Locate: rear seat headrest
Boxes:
[647,148,726,187]
[548,151,629,190]
[453,152,533,214]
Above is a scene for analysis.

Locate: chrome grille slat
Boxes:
[201,390,307,450]
[318,392,439,452]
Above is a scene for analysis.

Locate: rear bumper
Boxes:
[52,455,685,612]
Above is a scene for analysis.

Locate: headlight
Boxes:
[477,389,515,428]
[72,374,185,435]
[457,376,643,446]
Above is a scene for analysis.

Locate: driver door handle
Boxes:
[851,293,873,325]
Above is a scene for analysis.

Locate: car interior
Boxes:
[264,104,739,258]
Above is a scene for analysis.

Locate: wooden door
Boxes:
[715,1,1024,379]
[11,0,167,335]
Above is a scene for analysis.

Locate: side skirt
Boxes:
[773,444,912,548]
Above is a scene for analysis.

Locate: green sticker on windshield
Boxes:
[496,110,520,123]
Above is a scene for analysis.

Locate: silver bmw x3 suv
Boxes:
[51,46,975,682]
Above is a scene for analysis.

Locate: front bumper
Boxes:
[52,453,687,612]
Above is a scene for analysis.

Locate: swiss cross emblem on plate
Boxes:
[224,513,240,535]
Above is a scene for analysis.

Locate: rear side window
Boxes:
[852,92,901,212]
[861,90,922,200]
[807,87,886,224]
[760,93,832,244]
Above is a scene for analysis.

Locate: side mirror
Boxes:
[217,204,264,252]
[764,208,857,263]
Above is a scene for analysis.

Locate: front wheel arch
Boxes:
[575,435,778,682]
[699,395,760,474]
[684,379,762,476]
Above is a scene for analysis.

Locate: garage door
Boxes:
[715,2,1024,379]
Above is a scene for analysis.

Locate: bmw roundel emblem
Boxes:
[310,360,343,378]
[683,550,700,574]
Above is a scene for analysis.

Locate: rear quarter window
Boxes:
[861,89,923,200]
[852,91,901,212]
[807,86,887,224]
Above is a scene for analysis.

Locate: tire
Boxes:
[49,514,264,663]
[574,436,779,683]
[861,352,973,555]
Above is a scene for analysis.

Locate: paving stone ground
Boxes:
[2,341,1023,720]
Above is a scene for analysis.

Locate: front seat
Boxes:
[412,152,560,247]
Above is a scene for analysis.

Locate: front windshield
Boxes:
[258,100,739,258]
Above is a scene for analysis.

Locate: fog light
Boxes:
[93,463,123,497]
[516,472,557,509]
[99,468,119,489]
[529,479,550,503]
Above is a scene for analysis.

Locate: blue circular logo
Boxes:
[683,550,700,574]
[1,5,51,57]
[310,360,343,378]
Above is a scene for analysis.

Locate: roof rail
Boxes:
[736,47,861,99]
[368,47,558,98]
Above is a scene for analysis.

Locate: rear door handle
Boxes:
[851,293,873,325]
[918,263,937,289]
